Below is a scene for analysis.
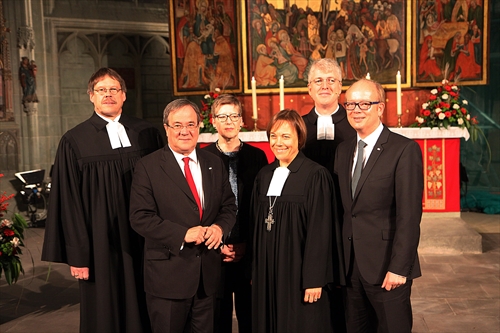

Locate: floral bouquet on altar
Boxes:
[410,80,482,137]
[411,80,491,169]
[0,173,29,285]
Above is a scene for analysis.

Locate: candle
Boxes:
[279,75,285,110]
[396,71,402,116]
[251,76,257,119]
[366,72,371,80]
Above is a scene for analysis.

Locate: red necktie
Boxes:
[183,157,202,220]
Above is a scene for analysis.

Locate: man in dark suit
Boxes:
[303,58,355,333]
[129,99,237,333]
[334,79,423,333]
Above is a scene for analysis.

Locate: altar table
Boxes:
[199,128,469,213]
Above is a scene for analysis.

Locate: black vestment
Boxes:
[204,142,268,333]
[42,112,164,332]
[251,152,336,333]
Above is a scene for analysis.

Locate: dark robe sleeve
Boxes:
[41,136,91,267]
[301,167,335,289]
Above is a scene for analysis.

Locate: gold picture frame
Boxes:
[412,0,489,87]
[169,0,243,95]
[242,0,412,93]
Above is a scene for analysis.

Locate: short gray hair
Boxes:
[308,58,342,83]
[163,99,201,125]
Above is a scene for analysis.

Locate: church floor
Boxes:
[0,212,498,333]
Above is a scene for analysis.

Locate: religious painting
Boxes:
[169,0,243,96]
[413,0,489,87]
[242,0,411,93]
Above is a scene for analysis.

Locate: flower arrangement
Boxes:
[0,173,29,285]
[199,88,220,134]
[411,80,477,131]
[411,80,491,169]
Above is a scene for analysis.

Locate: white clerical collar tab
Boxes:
[106,119,131,149]
[317,116,335,140]
[266,167,290,196]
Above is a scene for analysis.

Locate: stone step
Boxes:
[419,215,482,254]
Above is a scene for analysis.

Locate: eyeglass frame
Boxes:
[214,113,241,122]
[309,77,341,86]
[344,101,381,111]
[166,122,199,132]
[93,87,123,95]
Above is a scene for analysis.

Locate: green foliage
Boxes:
[0,177,29,285]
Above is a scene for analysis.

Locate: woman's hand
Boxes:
[304,287,322,303]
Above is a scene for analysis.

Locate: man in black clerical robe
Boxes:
[303,58,356,332]
[42,68,163,332]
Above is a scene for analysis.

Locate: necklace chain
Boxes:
[216,139,243,153]
[265,196,278,232]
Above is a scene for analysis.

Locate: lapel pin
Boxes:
[209,167,213,170]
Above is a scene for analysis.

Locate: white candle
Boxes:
[251,76,257,119]
[396,71,402,116]
[366,72,371,80]
[279,75,285,110]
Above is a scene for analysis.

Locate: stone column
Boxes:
[23,101,39,168]
[17,0,40,170]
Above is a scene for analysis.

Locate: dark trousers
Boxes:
[214,261,252,333]
[146,288,215,333]
[327,285,347,333]
[346,259,413,333]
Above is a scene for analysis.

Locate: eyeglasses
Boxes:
[215,114,241,122]
[310,77,340,86]
[344,101,380,111]
[94,87,122,95]
[166,123,199,132]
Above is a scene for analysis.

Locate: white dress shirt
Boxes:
[352,122,384,175]
[169,147,205,209]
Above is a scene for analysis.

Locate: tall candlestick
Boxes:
[396,71,402,116]
[279,75,285,110]
[251,76,257,119]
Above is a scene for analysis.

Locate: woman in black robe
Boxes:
[251,109,339,333]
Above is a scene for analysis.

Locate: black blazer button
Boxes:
[348,237,352,241]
